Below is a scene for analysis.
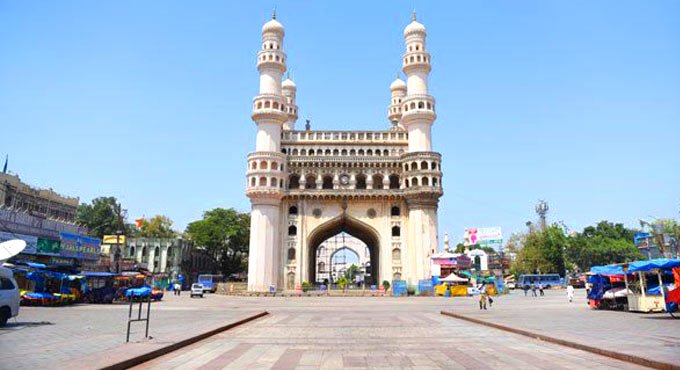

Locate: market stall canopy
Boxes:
[590,264,625,276]
[81,271,118,277]
[440,273,468,282]
[627,258,680,273]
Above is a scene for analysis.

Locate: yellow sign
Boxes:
[102,235,127,244]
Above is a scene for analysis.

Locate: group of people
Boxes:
[522,282,545,297]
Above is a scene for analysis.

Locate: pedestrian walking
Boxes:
[567,284,575,303]
[478,286,488,310]
[538,283,544,296]
[531,283,537,297]
[523,284,529,296]
[174,282,181,296]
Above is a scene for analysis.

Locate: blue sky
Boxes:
[1,1,678,244]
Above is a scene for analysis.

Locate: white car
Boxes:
[0,266,20,327]
[190,283,204,298]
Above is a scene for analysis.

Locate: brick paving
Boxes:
[134,294,652,370]
[2,289,678,369]
[0,294,262,370]
[443,288,680,364]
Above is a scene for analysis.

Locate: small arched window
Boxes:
[250,177,256,186]
[270,177,277,187]
[259,177,267,186]
[412,177,419,186]
[372,174,384,189]
[392,226,401,237]
[288,247,295,261]
[391,206,400,216]
[325,149,331,156]
[392,248,401,262]
[289,174,300,189]
[271,162,278,171]
[421,161,428,170]
[433,177,439,187]
[389,174,400,189]
[404,163,409,171]
[355,174,367,189]
[341,149,347,155]
[358,149,365,155]
[305,175,316,189]
[309,149,315,156]
[260,160,268,169]
[422,177,430,186]
[289,206,298,215]
[431,162,437,170]
[367,149,373,156]
[322,175,333,189]
[405,179,410,188]
[288,225,297,236]
[129,246,136,258]
[412,162,418,170]
[251,162,257,170]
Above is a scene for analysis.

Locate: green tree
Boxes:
[185,208,250,276]
[76,196,126,239]
[345,264,359,281]
[512,224,568,276]
[336,276,349,290]
[453,243,466,253]
[138,215,177,238]
[565,221,642,272]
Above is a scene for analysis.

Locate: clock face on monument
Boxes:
[339,174,350,186]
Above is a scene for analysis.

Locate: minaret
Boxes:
[400,12,442,286]
[246,12,289,292]
[388,73,406,129]
[401,11,435,152]
[282,73,298,130]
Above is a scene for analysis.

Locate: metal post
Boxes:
[145,297,151,338]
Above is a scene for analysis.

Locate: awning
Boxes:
[81,271,118,277]
[439,273,468,282]
[627,258,680,273]
[590,265,625,276]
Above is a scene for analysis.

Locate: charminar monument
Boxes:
[245,12,443,292]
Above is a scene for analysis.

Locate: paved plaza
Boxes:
[1,289,679,369]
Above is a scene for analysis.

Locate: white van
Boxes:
[0,266,20,327]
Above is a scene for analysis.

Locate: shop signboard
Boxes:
[103,235,127,245]
[59,232,101,261]
[37,238,61,255]
[0,231,38,254]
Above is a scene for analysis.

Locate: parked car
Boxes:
[0,266,20,327]
[190,283,204,298]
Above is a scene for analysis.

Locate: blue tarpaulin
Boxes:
[627,259,680,273]
[81,271,118,277]
[589,265,625,275]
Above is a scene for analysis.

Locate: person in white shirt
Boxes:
[567,284,575,303]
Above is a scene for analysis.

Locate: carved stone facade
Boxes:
[246,13,442,291]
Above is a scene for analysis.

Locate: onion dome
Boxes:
[390,77,406,91]
[404,11,426,37]
[282,75,296,90]
[262,11,284,35]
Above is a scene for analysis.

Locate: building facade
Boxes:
[0,173,78,222]
[314,233,371,284]
[246,13,442,291]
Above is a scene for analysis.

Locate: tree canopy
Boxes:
[185,208,250,277]
[512,224,567,276]
[137,215,177,238]
[76,196,126,239]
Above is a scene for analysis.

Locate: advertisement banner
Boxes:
[464,227,503,249]
[103,235,127,245]
[37,238,61,255]
[59,232,101,261]
[0,231,38,254]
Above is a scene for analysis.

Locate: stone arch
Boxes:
[371,174,384,189]
[306,215,381,286]
[422,177,430,186]
[305,174,316,189]
[391,225,401,237]
[288,225,297,236]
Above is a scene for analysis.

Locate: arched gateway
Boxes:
[246,13,443,292]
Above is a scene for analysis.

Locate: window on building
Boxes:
[288,248,295,261]
[322,175,333,189]
[288,225,297,236]
[392,226,401,237]
[355,174,367,189]
[389,174,400,189]
[289,174,300,189]
[391,206,400,216]
[289,206,298,215]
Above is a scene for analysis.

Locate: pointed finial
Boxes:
[272,7,277,20]
[412,10,417,22]
[287,71,290,79]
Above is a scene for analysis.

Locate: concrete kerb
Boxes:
[440,310,679,370]
[100,311,269,370]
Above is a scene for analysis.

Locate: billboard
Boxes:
[464,227,503,249]
[37,238,61,255]
[102,235,127,245]
[59,232,101,261]
[0,231,38,254]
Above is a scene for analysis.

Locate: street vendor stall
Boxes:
[436,273,469,296]
[625,259,680,313]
